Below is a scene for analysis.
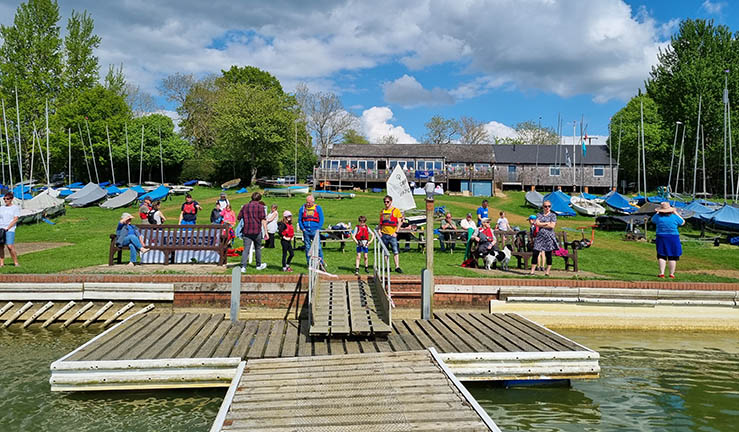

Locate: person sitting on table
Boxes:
[439,212,458,252]
[460,212,476,231]
[470,218,497,262]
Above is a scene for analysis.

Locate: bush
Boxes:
[180,158,217,182]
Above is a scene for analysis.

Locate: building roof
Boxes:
[327,144,493,163]
[325,143,615,165]
[492,144,614,165]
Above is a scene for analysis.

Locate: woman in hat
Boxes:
[530,200,557,276]
[115,212,149,266]
[651,201,685,278]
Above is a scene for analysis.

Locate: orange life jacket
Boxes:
[380,208,399,227]
[355,225,369,240]
[302,205,320,223]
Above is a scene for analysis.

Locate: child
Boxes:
[352,215,375,275]
[277,210,295,272]
[210,202,223,224]
[147,200,166,224]
[496,211,511,245]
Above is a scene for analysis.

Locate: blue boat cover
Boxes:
[106,185,123,196]
[414,170,434,179]
[99,181,111,187]
[65,182,84,189]
[58,189,75,198]
[604,191,638,213]
[542,191,575,216]
[183,179,198,186]
[684,201,714,214]
[236,187,248,194]
[633,194,647,205]
[129,185,147,196]
[138,185,169,202]
[581,192,600,201]
[699,204,739,231]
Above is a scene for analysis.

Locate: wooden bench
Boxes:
[109,224,229,266]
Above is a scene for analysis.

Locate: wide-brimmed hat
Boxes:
[655,201,676,214]
[481,217,490,223]
[120,212,134,222]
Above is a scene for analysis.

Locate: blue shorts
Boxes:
[4,231,15,245]
[180,220,196,225]
[356,245,369,254]
[381,234,399,254]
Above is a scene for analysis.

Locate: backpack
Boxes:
[147,209,158,224]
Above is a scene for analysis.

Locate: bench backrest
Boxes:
[136,224,228,250]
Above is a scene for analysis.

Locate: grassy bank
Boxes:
[3,187,738,282]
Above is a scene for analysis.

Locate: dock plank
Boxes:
[194,320,233,358]
[280,320,299,357]
[214,321,246,358]
[262,320,285,358]
[230,320,259,359]
[157,313,211,358]
[246,321,274,359]
[466,313,530,352]
[176,314,224,358]
[507,314,583,351]
[125,314,187,360]
[67,314,150,361]
[99,314,170,360]
[482,313,543,352]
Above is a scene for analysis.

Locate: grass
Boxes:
[3,187,738,282]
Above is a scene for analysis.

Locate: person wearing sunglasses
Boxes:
[0,192,20,267]
[530,200,557,276]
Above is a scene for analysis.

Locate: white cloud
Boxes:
[0,0,668,103]
[360,107,417,143]
[382,75,454,107]
[702,1,726,14]
[484,121,517,140]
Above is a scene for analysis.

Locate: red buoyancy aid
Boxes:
[183,201,197,214]
[302,205,320,223]
[380,208,399,227]
[355,225,369,240]
[281,223,294,238]
[481,227,494,238]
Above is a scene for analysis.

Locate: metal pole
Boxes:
[45,100,50,186]
[729,101,735,201]
[724,73,729,201]
[77,124,91,183]
[68,128,71,184]
[640,99,647,195]
[617,121,622,192]
[693,96,702,199]
[572,121,576,187]
[668,122,681,191]
[422,182,434,320]
[106,124,115,185]
[14,86,24,203]
[85,118,100,184]
[701,124,707,196]
[139,124,144,185]
[608,120,612,189]
[637,122,641,196]
[294,120,298,184]
[158,126,164,184]
[535,116,541,186]
[675,123,686,194]
[1,99,12,187]
[125,123,131,186]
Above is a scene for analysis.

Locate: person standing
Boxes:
[352,215,375,275]
[178,193,202,225]
[115,212,150,267]
[138,197,152,224]
[379,195,403,273]
[217,192,230,210]
[652,201,685,278]
[298,194,324,265]
[265,204,279,248]
[476,199,489,226]
[0,192,20,267]
[530,200,557,276]
[148,200,166,224]
[237,192,268,273]
[278,210,295,272]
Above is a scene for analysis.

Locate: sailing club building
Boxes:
[314,143,618,196]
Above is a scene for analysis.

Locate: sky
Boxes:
[0,0,735,144]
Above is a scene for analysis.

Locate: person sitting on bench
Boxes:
[115,212,149,266]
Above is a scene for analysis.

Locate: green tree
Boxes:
[63,10,100,96]
[104,64,126,97]
[220,65,283,92]
[515,121,559,145]
[341,129,369,144]
[422,115,459,145]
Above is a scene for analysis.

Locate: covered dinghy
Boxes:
[604,191,638,214]
[542,191,575,216]
[100,188,138,209]
[69,184,107,207]
[138,185,169,202]
[65,182,99,202]
[699,204,739,232]
[525,190,544,208]
[12,189,66,223]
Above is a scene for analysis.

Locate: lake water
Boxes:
[1,326,737,431]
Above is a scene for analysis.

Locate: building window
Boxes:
[406,160,415,170]
[434,161,442,171]
[330,160,339,170]
[340,160,348,169]
[549,166,560,176]
[416,160,425,170]
[368,160,377,170]
[357,160,366,170]
[389,160,398,169]
[475,163,491,171]
[507,165,516,173]
[593,166,605,177]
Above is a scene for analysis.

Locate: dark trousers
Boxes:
[265,233,276,248]
[281,239,294,268]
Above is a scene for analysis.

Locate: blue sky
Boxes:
[1,0,735,143]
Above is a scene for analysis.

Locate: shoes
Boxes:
[395,267,403,274]
[240,266,246,274]
[364,267,369,273]
[354,268,359,276]
[256,263,267,270]
[140,247,150,254]
[657,274,665,278]
[669,274,675,279]
[285,267,293,272]
[127,262,135,267]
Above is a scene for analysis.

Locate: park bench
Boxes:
[109,224,229,266]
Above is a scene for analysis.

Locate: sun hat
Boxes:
[120,212,134,222]
[283,210,292,217]
[528,215,537,220]
[481,217,490,223]
[655,201,676,214]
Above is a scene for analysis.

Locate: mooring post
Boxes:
[230,266,241,322]
[422,181,435,320]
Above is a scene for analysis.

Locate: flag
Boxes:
[582,133,588,157]
[565,148,571,167]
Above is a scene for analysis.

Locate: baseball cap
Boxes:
[283,210,292,217]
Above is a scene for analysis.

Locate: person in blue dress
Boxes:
[651,201,685,279]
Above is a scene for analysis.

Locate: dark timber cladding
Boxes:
[66,312,582,362]
[212,350,498,432]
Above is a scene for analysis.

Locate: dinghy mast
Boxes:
[1,99,12,187]
[84,118,100,184]
[106,124,116,185]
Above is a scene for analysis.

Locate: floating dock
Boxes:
[210,349,500,432]
[50,311,599,391]
[310,279,391,336]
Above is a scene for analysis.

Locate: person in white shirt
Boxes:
[460,213,476,230]
[0,192,21,266]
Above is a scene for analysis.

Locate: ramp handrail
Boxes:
[307,230,321,327]
[372,229,394,323]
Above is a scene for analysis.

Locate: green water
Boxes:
[1,327,737,431]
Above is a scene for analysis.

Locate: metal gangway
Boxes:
[308,230,392,336]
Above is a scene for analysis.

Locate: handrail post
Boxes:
[230,266,241,322]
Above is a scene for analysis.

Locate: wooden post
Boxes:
[422,187,434,320]
[230,266,241,322]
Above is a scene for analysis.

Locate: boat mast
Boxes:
[106,124,115,185]
[29,126,35,187]
[139,124,144,185]
[728,101,735,201]
[640,99,647,195]
[617,121,622,192]
[1,99,12,187]
[535,116,541,187]
[125,123,131,186]
[68,128,71,184]
[692,96,702,199]
[14,86,24,204]
[77,124,91,183]
[608,119,612,190]
[636,121,641,196]
[701,124,707,196]
[45,100,50,187]
[572,121,576,187]
[85,118,100,184]
[675,123,686,194]
[35,127,49,185]
[158,126,164,184]
[668,121,681,193]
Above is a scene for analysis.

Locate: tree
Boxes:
[125,83,158,117]
[213,83,296,183]
[458,116,490,145]
[104,64,126,97]
[63,10,100,95]
[378,135,398,145]
[159,72,195,107]
[645,19,739,193]
[299,90,357,159]
[422,115,459,145]
[220,65,283,92]
[515,121,559,145]
[341,129,369,144]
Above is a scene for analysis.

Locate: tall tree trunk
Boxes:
[251,166,258,185]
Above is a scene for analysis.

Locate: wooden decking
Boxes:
[310,279,391,336]
[210,350,499,432]
[50,311,599,391]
